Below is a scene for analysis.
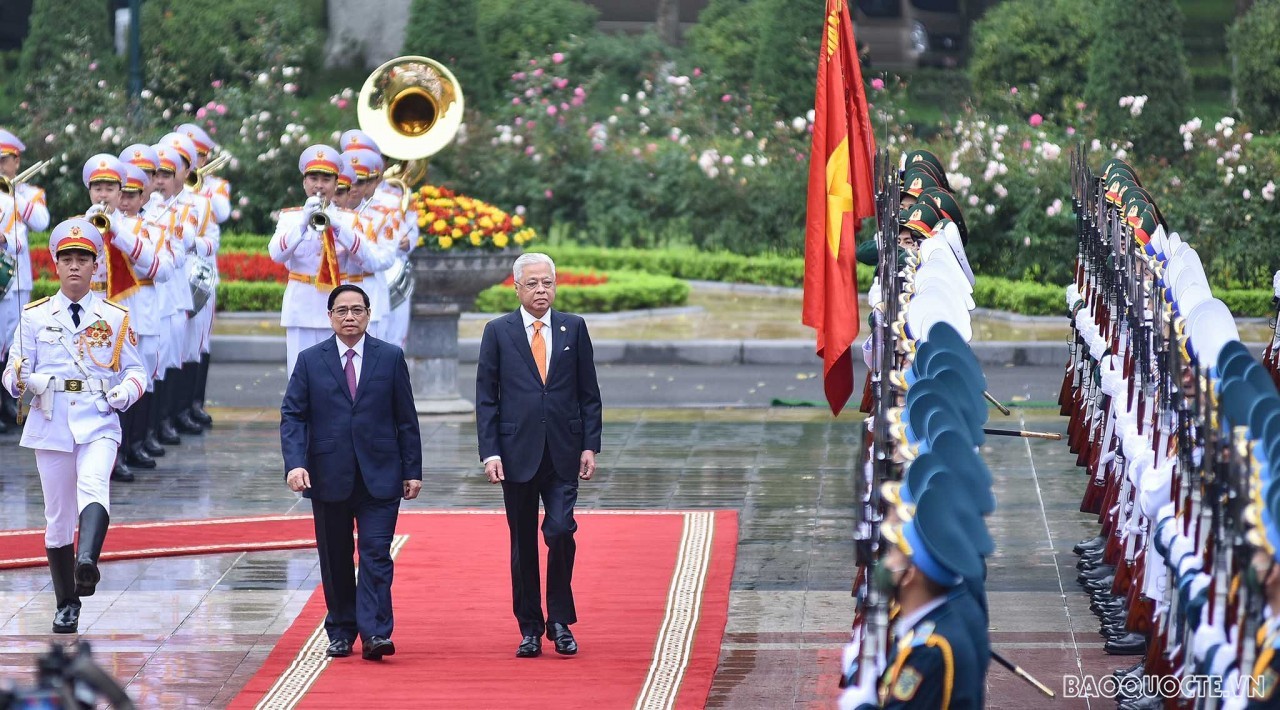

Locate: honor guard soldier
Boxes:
[159,131,216,437]
[176,122,229,428]
[2,218,148,634]
[341,148,395,340]
[114,164,172,471]
[341,129,417,347]
[270,145,377,374]
[0,128,52,433]
[143,142,194,448]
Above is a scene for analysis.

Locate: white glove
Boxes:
[867,277,882,310]
[86,202,108,216]
[106,384,131,411]
[303,195,323,215]
[1192,621,1226,663]
[1272,270,1280,300]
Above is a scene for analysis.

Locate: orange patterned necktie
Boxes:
[531,320,547,383]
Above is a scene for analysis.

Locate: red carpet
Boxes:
[230,510,737,709]
[0,514,318,569]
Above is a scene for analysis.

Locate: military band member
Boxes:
[333,154,358,210]
[341,129,417,347]
[270,145,376,375]
[147,142,199,446]
[341,148,395,340]
[2,218,147,634]
[176,122,229,428]
[0,128,51,433]
[114,164,172,471]
[159,131,216,437]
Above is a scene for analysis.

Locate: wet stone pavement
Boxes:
[1,400,1119,708]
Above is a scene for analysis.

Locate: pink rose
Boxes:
[554,78,569,90]
[1021,140,1031,150]
[574,87,585,97]
[89,62,98,71]
[1029,113,1043,127]
[871,78,885,90]
[552,52,565,64]
[211,80,223,88]
[512,97,522,105]
[1066,126,1076,136]
[560,102,569,111]
[571,96,584,107]
[512,72,526,81]
[544,189,553,199]
[721,94,732,103]
[693,68,702,77]
[336,98,349,109]
[525,146,535,156]
[215,104,227,115]
[1010,87,1018,95]
[533,68,544,78]
[546,106,557,116]
[196,107,207,118]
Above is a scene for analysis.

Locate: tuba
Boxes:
[0,158,55,196]
[187,152,232,192]
[357,55,466,212]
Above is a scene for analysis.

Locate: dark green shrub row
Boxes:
[473,270,689,313]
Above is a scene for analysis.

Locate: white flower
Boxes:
[620,93,629,103]
[1244,132,1254,142]
[1224,127,1233,137]
[1262,181,1276,202]
[968,194,980,207]
[994,183,1008,199]
[791,116,807,133]
[722,155,734,165]
[64,124,76,135]
[140,89,153,99]
[280,134,292,145]
[636,91,646,101]
[1237,165,1247,175]
[257,73,269,85]
[607,115,618,125]
[806,109,815,123]
[757,156,767,165]
[260,111,271,121]
[984,204,995,215]
[1243,189,1252,200]
[638,106,650,117]
[283,83,298,95]
[742,154,756,167]
[1224,171,1234,186]
[282,66,296,78]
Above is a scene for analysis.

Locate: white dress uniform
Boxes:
[176,187,216,362]
[371,181,417,348]
[1,182,50,347]
[2,224,147,544]
[146,144,198,374]
[109,211,171,381]
[350,197,397,339]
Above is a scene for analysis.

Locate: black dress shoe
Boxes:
[143,432,166,457]
[111,459,134,482]
[1113,661,1144,678]
[1104,632,1147,655]
[547,622,577,656]
[157,420,182,446]
[190,404,213,426]
[362,636,395,660]
[1078,565,1115,584]
[1074,535,1106,555]
[516,635,542,658]
[326,639,352,657]
[126,442,157,469]
[175,410,204,435]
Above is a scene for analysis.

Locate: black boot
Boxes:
[46,545,81,633]
[143,383,166,457]
[124,395,156,469]
[189,352,213,426]
[74,503,110,597]
[111,456,134,482]
[157,369,183,445]
[174,362,204,435]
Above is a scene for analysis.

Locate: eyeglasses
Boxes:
[330,306,369,317]
[516,279,556,290]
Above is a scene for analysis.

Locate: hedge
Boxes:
[473,270,689,314]
[29,279,286,313]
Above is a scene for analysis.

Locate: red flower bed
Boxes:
[500,270,608,287]
[219,251,288,283]
[31,250,56,280]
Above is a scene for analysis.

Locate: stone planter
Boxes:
[404,248,520,414]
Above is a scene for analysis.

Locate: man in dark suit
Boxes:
[281,284,422,661]
[476,253,603,658]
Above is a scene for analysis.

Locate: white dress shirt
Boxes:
[338,335,365,384]
[520,306,552,375]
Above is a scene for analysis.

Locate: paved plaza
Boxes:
[0,362,1117,708]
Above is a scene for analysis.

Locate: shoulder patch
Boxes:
[102,298,128,312]
[24,296,50,310]
[892,666,923,701]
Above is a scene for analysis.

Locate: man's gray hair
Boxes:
[513,252,556,282]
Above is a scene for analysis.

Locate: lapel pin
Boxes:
[560,325,566,332]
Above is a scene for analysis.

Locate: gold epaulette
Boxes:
[24,296,50,310]
[281,207,302,213]
[102,298,128,312]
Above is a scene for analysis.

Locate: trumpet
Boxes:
[186,152,232,192]
[308,198,331,231]
[0,157,56,195]
[86,202,112,233]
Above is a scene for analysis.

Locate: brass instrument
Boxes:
[86,202,112,233]
[357,55,465,212]
[186,152,232,192]
[0,158,56,195]
[308,199,331,231]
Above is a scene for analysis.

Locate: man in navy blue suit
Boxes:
[476,253,603,658]
[281,284,422,661]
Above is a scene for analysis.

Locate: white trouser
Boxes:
[386,300,410,348]
[0,289,30,355]
[286,327,331,378]
[36,438,117,548]
[185,294,215,360]
[138,334,160,389]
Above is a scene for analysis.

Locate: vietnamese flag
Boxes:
[801,0,876,416]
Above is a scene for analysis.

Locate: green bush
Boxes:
[140,0,325,100]
[967,0,1094,118]
[476,0,597,97]
[473,270,689,313]
[18,0,115,81]
[1229,0,1280,131]
[974,277,1063,316]
[750,0,824,118]
[685,0,761,93]
[1083,0,1190,158]
[402,0,492,107]
[215,282,287,312]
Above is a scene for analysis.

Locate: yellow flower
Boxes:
[493,233,509,248]
[512,215,525,228]
[425,211,436,222]
[432,218,448,232]
[438,236,453,249]
[469,232,483,246]
[451,227,464,238]
[478,216,494,229]
[453,215,469,226]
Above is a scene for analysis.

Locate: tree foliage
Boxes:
[1229,0,1280,130]
[967,0,1095,117]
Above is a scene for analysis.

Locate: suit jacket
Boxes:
[476,308,603,483]
[280,334,422,501]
